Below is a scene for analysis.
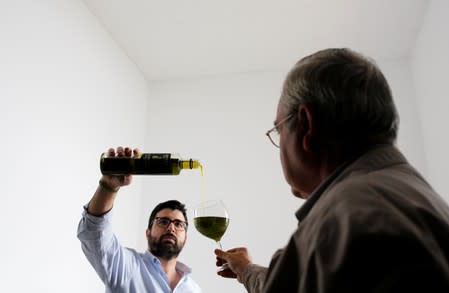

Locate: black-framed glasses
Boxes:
[153,217,188,231]
[265,113,295,148]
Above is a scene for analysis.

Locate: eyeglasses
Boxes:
[265,113,295,148]
[153,217,188,231]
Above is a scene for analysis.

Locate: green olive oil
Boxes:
[193,216,229,242]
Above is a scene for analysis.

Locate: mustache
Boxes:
[161,233,177,241]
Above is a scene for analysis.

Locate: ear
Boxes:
[296,104,315,152]
[145,228,151,239]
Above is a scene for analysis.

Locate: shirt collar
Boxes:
[295,159,351,222]
[295,144,403,222]
[144,250,192,275]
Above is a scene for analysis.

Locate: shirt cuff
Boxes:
[241,263,268,293]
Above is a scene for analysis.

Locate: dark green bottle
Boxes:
[100,153,201,175]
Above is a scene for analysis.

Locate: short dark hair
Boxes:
[281,48,399,158]
[148,200,188,230]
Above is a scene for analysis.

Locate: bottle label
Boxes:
[140,153,172,174]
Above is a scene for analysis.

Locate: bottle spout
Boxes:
[180,159,201,169]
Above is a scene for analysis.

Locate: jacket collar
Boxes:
[295,144,407,222]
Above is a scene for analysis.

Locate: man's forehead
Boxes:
[156,208,185,220]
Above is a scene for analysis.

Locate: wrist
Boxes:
[98,179,120,193]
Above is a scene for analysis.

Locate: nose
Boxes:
[166,222,176,232]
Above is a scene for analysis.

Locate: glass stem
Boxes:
[217,241,223,249]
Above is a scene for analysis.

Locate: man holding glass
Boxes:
[215,48,449,292]
[77,147,202,293]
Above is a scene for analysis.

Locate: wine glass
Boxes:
[193,200,230,248]
[193,200,230,270]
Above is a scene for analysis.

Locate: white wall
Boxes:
[141,59,425,293]
[140,71,299,293]
[0,1,440,292]
[411,0,449,200]
[380,59,426,174]
[0,1,149,292]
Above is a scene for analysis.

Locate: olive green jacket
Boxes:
[242,145,449,293]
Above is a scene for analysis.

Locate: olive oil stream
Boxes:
[194,164,230,249]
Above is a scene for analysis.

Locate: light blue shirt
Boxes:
[77,207,202,293]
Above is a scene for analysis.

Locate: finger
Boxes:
[217,269,237,279]
[133,148,141,158]
[117,146,124,157]
[227,247,245,253]
[124,147,132,157]
[214,249,227,259]
[216,257,226,266]
[107,148,115,157]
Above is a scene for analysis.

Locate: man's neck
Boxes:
[158,257,177,272]
[159,257,182,289]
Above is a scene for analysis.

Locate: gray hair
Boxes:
[280,48,399,156]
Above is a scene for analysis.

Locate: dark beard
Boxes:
[148,234,183,260]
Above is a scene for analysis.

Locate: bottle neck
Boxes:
[179,159,201,170]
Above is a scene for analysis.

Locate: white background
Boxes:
[1,0,448,292]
